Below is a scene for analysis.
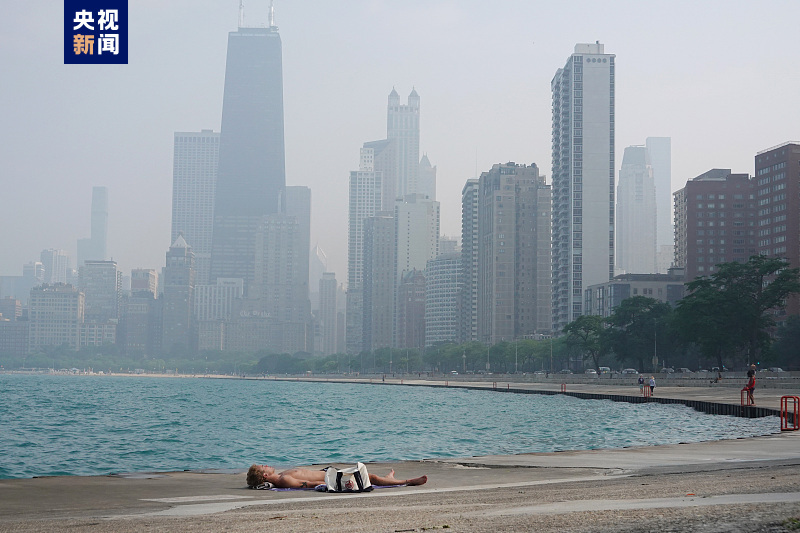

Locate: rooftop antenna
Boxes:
[269,0,275,27]
[238,0,244,28]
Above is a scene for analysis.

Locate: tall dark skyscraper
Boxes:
[210,17,285,292]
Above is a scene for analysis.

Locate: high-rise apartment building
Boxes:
[319,272,338,356]
[395,269,426,351]
[646,137,673,250]
[40,249,70,285]
[194,278,243,322]
[673,169,756,282]
[79,260,121,323]
[171,130,219,285]
[130,268,159,296]
[119,291,159,357]
[754,142,800,314]
[346,156,384,354]
[425,252,460,347]
[210,19,285,289]
[552,42,615,332]
[362,214,395,353]
[28,284,84,351]
[77,186,109,266]
[459,179,479,344]
[394,194,440,282]
[616,146,657,274]
[282,186,311,317]
[162,235,196,353]
[478,163,551,344]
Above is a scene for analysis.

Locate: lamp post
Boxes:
[515,340,518,374]
[462,350,466,374]
[486,344,490,371]
[652,318,659,373]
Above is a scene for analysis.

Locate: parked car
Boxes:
[559,369,573,374]
[584,368,597,375]
[533,370,546,375]
[660,367,675,374]
[450,370,458,375]
[677,368,693,374]
[768,367,785,372]
[621,368,638,375]
[598,366,611,374]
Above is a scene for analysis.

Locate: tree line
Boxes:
[4,256,800,375]
[564,256,800,373]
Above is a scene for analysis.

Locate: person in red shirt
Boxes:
[743,365,756,405]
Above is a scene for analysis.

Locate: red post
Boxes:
[781,396,800,431]
[741,389,753,406]
[492,382,497,390]
[445,381,448,387]
[560,383,566,393]
[643,385,652,397]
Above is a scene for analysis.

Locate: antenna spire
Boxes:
[269,0,275,27]
[238,0,244,28]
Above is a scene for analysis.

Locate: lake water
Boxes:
[0,374,779,479]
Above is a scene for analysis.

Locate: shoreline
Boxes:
[3,382,800,531]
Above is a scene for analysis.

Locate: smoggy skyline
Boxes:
[2,0,799,282]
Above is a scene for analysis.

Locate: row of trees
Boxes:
[564,256,800,372]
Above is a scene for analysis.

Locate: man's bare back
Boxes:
[247,464,427,489]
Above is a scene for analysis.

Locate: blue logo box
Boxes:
[64,0,128,64]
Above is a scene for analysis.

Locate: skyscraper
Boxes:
[673,169,755,282]
[319,272,338,356]
[28,284,84,351]
[362,213,395,353]
[210,17,285,290]
[459,179,479,344]
[616,146,657,274]
[77,186,108,266]
[345,152,384,354]
[418,154,436,201]
[552,42,615,332]
[394,194,440,283]
[171,130,219,285]
[425,252,460,347]
[40,249,70,285]
[477,163,551,344]
[646,137,673,248]
[162,234,196,354]
[79,260,121,323]
[755,142,800,315]
[388,88,421,199]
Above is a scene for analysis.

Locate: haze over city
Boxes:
[2,0,799,280]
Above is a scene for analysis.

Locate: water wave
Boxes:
[0,374,778,479]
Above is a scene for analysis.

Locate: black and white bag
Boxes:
[323,462,373,493]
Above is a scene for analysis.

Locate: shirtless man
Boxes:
[246,464,427,489]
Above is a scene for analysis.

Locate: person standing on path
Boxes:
[743,366,756,405]
[638,375,645,393]
[649,376,656,395]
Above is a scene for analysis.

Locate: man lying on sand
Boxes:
[247,464,427,489]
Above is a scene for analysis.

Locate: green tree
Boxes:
[770,315,800,369]
[563,315,608,372]
[676,255,800,370]
[605,296,673,372]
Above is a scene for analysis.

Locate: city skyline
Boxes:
[2,1,800,281]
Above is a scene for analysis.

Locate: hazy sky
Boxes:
[2,0,799,283]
